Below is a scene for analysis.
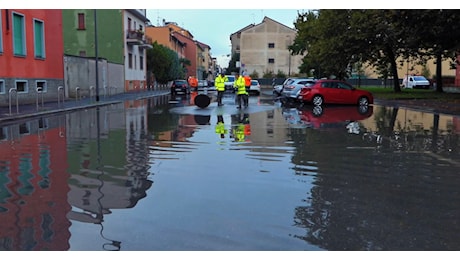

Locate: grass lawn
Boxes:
[362,86,460,102]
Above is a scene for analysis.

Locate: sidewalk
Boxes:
[0,89,171,124]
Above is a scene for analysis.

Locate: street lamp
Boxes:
[286,35,292,77]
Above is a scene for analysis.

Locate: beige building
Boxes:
[231,17,303,77]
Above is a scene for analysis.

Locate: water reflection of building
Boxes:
[65,101,152,249]
[0,117,71,250]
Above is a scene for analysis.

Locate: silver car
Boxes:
[281,78,316,100]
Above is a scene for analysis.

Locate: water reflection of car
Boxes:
[298,79,373,106]
[297,105,373,131]
[170,79,190,95]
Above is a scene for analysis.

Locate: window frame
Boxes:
[0,79,5,94]
[78,13,85,30]
[12,12,26,57]
[268,43,275,48]
[0,11,3,54]
[268,58,275,64]
[15,80,29,93]
[36,80,47,93]
[33,18,45,59]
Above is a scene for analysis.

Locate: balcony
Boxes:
[126,30,145,45]
[139,35,153,50]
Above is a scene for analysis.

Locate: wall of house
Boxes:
[63,55,123,98]
[239,18,302,77]
[62,9,124,65]
[0,9,64,106]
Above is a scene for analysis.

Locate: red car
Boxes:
[298,79,373,106]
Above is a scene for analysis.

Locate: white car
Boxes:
[402,75,431,89]
[281,78,316,100]
[249,80,261,96]
[224,75,235,92]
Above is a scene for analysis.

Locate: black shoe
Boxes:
[237,106,241,109]
[218,103,223,106]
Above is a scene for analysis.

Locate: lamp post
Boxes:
[94,9,100,102]
[286,35,292,77]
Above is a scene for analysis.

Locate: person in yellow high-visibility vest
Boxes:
[233,72,247,109]
[214,73,228,106]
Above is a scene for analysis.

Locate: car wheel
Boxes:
[312,106,323,117]
[358,96,369,106]
[312,95,324,106]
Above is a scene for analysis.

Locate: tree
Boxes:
[147,42,186,83]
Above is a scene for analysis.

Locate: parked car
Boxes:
[197,79,209,91]
[249,80,261,96]
[170,79,190,95]
[298,79,373,106]
[224,75,236,92]
[281,78,317,100]
[402,75,431,89]
[273,77,297,96]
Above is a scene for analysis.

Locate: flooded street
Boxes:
[1,90,460,251]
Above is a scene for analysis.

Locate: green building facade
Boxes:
[62,9,124,64]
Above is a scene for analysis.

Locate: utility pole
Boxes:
[94,10,100,102]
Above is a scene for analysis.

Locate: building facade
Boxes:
[231,17,303,77]
[0,9,64,106]
[123,9,151,91]
[62,9,125,98]
[145,21,213,80]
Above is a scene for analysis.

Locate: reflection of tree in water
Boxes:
[287,110,460,250]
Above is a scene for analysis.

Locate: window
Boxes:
[128,53,132,68]
[36,80,47,92]
[128,18,132,30]
[19,122,30,135]
[0,80,4,93]
[78,13,85,30]
[34,19,45,59]
[268,43,275,48]
[268,58,275,64]
[13,12,26,56]
[16,80,28,92]
[140,56,143,70]
[0,11,3,54]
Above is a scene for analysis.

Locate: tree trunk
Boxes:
[436,52,444,93]
[386,46,401,92]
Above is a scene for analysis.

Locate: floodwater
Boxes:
[1,90,459,251]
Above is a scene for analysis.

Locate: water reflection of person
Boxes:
[233,113,250,142]
[215,115,227,138]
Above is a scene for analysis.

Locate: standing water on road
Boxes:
[0,91,459,251]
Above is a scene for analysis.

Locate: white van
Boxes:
[402,75,431,89]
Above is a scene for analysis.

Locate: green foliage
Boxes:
[146,41,185,84]
[275,70,286,78]
[250,70,259,78]
[262,69,274,78]
[292,9,460,93]
[227,53,240,74]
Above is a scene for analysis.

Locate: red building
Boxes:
[0,9,64,106]
[173,32,198,79]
